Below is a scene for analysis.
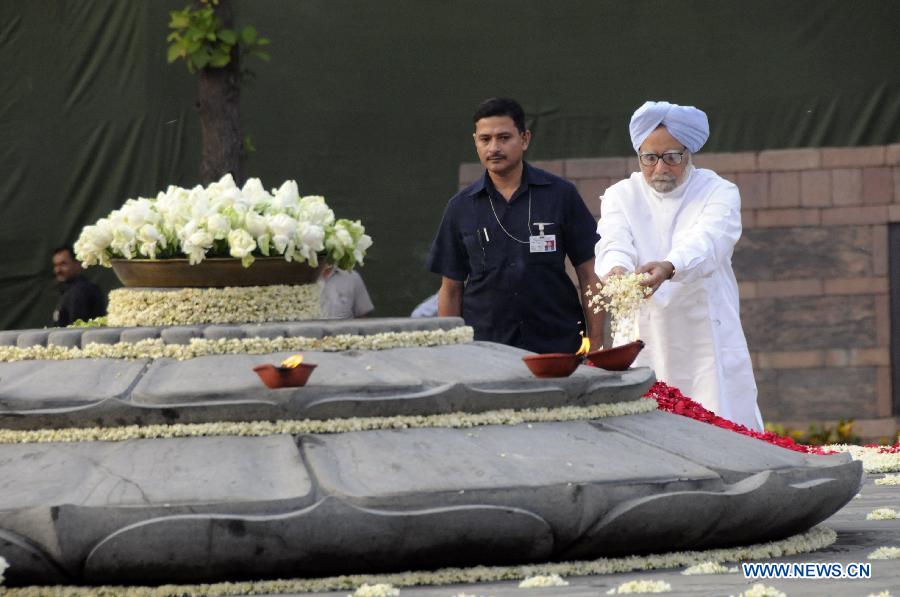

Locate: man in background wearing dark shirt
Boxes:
[52,245,106,326]
[427,98,604,353]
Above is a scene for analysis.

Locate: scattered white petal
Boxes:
[730,584,786,597]
[351,582,400,596]
[868,546,900,559]
[681,561,737,575]
[607,579,671,593]
[519,573,569,588]
[866,508,899,520]
[875,474,900,486]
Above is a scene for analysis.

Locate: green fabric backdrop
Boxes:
[2,0,898,330]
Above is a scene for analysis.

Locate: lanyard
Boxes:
[488,189,532,244]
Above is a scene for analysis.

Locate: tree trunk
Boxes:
[197,0,242,185]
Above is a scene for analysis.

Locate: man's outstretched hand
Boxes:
[636,261,675,294]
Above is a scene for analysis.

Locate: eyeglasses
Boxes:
[639,149,687,167]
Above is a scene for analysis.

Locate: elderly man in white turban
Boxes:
[594,101,763,431]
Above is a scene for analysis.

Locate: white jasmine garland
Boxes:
[106,285,320,327]
[518,573,569,588]
[0,398,657,445]
[0,327,475,364]
[866,508,899,520]
[681,561,737,575]
[730,584,786,597]
[606,580,671,594]
[868,546,900,560]
[0,526,835,597]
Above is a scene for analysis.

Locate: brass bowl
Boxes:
[110,257,322,288]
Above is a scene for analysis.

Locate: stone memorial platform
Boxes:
[0,317,863,587]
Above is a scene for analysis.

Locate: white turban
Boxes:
[629,101,709,153]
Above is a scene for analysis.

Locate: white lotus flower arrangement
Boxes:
[75,174,372,270]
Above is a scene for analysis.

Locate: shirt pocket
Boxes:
[461,232,486,277]
[526,239,563,267]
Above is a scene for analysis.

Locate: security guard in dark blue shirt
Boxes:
[427,98,604,354]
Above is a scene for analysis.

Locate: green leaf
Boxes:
[240,25,257,44]
[166,44,183,63]
[256,37,271,46]
[169,13,190,29]
[217,28,238,45]
[209,51,230,67]
[192,48,211,70]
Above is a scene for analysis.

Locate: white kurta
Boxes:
[595,166,763,431]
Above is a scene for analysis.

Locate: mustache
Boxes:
[651,174,676,182]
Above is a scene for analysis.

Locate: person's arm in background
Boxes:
[351,270,374,317]
[575,258,605,349]
[438,276,463,316]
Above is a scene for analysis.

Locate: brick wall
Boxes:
[459,144,900,438]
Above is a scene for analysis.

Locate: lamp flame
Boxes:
[281,354,304,368]
[576,333,590,356]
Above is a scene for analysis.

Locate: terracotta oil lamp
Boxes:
[253,354,317,388]
[522,334,645,377]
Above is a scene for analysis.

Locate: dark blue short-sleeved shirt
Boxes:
[427,162,600,354]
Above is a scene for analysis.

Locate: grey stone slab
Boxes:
[383,476,900,597]
[599,410,853,480]
[0,435,313,577]
[81,497,554,584]
[203,325,247,340]
[119,327,163,343]
[81,328,124,345]
[304,420,722,496]
[0,435,311,510]
[128,344,654,419]
[159,325,203,345]
[46,329,84,348]
[0,417,864,586]
[0,330,20,346]
[284,322,326,338]
[0,359,149,409]
[239,323,289,339]
[0,528,70,585]
[16,330,50,347]
[321,321,363,336]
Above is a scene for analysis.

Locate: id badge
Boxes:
[529,234,557,253]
